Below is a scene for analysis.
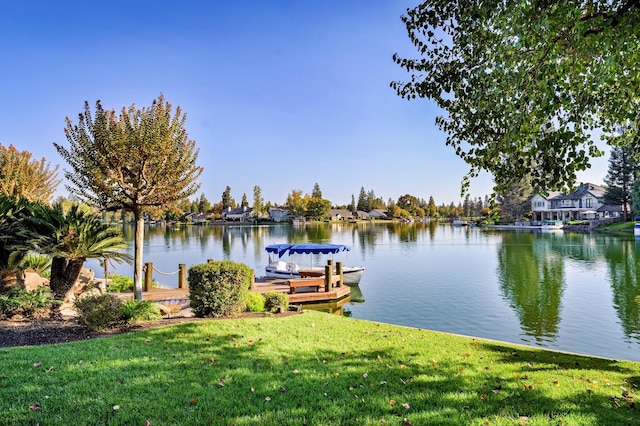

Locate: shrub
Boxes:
[106,274,161,292]
[105,274,134,292]
[244,291,265,312]
[20,254,52,278]
[263,291,289,313]
[0,294,19,319]
[120,300,162,323]
[188,261,252,318]
[0,285,56,319]
[74,293,123,330]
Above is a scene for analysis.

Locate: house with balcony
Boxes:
[531,183,624,222]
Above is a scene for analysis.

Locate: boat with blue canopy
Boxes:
[264,243,365,284]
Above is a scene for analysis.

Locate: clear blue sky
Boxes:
[0,0,608,207]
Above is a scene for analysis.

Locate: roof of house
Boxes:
[224,207,253,215]
[549,183,606,201]
[329,209,353,217]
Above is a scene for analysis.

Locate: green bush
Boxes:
[106,274,161,292]
[20,254,52,278]
[0,286,56,319]
[244,291,265,312]
[263,291,289,313]
[120,300,162,323]
[105,274,134,292]
[74,293,123,330]
[188,261,252,318]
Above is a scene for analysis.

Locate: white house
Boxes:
[268,207,291,222]
[531,183,623,222]
[222,206,253,222]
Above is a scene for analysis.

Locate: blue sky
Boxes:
[0,0,608,207]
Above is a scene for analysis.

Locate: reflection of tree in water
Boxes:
[388,222,425,243]
[497,232,565,342]
[355,224,383,257]
[428,220,437,238]
[602,238,640,341]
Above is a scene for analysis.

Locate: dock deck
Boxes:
[116,275,350,305]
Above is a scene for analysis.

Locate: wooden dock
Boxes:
[115,275,351,305]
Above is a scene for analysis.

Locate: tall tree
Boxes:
[240,193,249,208]
[427,196,438,218]
[285,189,307,217]
[0,143,60,204]
[197,193,211,213]
[495,176,535,222]
[312,182,323,199]
[306,197,331,220]
[356,187,367,211]
[392,1,640,194]
[253,185,264,216]
[55,94,202,300]
[221,186,234,210]
[350,194,356,212]
[604,146,637,220]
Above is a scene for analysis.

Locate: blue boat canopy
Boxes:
[265,243,352,258]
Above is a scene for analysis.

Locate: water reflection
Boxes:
[496,232,565,342]
[604,238,640,341]
[95,222,640,359]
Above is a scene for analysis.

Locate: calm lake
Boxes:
[86,222,640,362]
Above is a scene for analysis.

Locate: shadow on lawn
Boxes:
[2,319,638,425]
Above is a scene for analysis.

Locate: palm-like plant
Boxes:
[24,204,132,299]
[0,196,41,291]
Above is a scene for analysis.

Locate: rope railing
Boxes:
[151,266,180,275]
[144,262,187,291]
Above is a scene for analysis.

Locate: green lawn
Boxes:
[1,311,638,425]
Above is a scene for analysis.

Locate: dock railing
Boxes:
[143,262,187,291]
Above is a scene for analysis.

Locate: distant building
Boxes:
[353,210,370,219]
[188,213,210,224]
[369,209,389,219]
[329,209,353,220]
[530,183,624,222]
[268,207,291,222]
[222,206,253,222]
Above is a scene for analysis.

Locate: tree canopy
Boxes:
[0,143,59,204]
[392,0,640,193]
[56,94,202,299]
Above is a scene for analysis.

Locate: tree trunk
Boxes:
[49,256,85,300]
[133,208,145,300]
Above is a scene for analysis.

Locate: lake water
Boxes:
[86,222,640,362]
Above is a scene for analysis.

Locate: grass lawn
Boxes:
[1,311,638,425]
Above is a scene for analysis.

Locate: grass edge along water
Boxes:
[1,311,638,425]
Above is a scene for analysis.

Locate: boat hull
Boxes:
[265,264,364,285]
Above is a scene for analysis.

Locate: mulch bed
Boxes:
[0,311,298,348]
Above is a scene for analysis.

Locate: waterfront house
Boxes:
[222,206,253,222]
[369,209,389,219]
[329,209,353,221]
[530,183,623,222]
[268,207,291,222]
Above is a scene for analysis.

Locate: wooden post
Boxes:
[250,269,255,290]
[324,265,331,292]
[144,262,153,292]
[336,262,344,287]
[327,259,334,272]
[178,264,187,289]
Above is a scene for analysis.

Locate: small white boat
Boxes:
[264,243,365,285]
[541,220,564,230]
[452,218,468,226]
